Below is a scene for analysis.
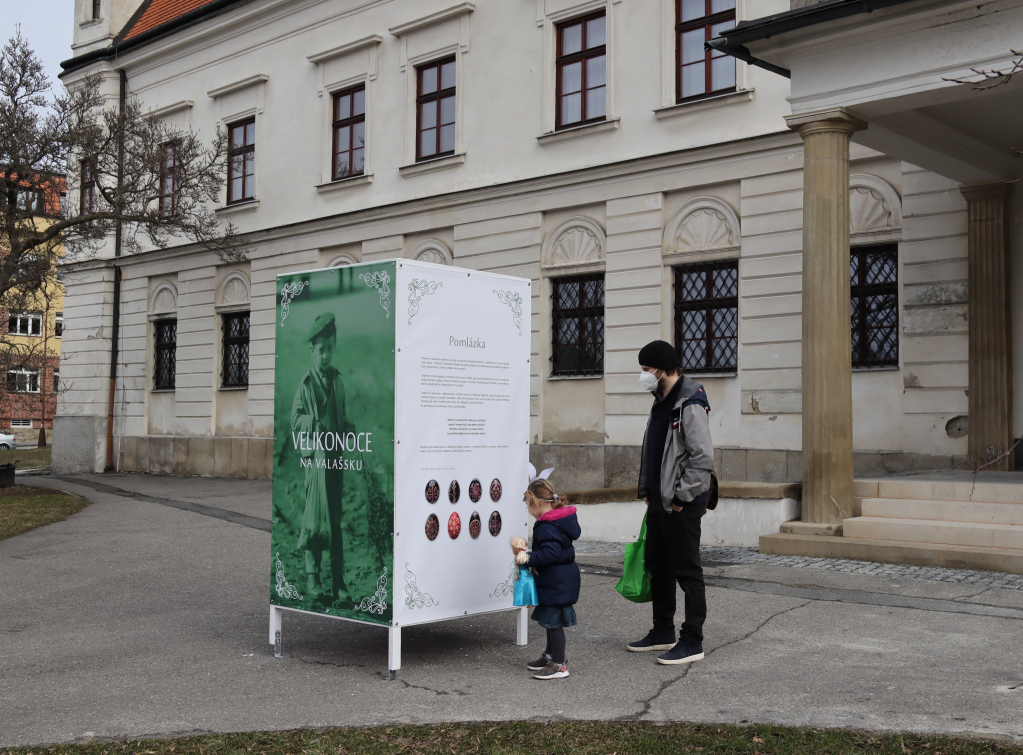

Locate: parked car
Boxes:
[0,433,18,450]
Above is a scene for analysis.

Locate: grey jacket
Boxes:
[637,376,715,512]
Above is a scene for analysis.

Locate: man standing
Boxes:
[627,339,714,665]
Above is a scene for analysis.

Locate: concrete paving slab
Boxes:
[3,475,1023,747]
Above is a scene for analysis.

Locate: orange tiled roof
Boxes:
[121,0,219,40]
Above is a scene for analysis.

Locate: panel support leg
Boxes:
[387,625,401,679]
[270,605,282,655]
[516,606,528,646]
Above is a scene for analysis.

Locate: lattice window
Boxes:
[222,312,250,388]
[851,244,898,368]
[551,274,604,376]
[674,261,738,373]
[153,319,177,390]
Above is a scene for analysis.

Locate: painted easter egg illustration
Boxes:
[448,480,461,503]
[469,511,482,539]
[448,512,461,539]
[425,479,440,504]
[469,478,482,503]
[490,478,502,502]
[488,510,502,536]
[425,514,440,541]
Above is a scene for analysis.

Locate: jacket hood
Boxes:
[537,506,581,540]
[651,376,707,410]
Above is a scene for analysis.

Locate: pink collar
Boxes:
[538,505,577,522]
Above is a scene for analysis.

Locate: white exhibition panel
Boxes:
[393,260,531,628]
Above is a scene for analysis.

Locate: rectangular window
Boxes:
[221,312,250,388]
[53,370,59,393]
[551,274,605,376]
[556,12,606,130]
[8,311,43,337]
[153,318,177,390]
[416,58,456,161]
[851,244,899,368]
[92,0,102,19]
[10,419,33,428]
[674,261,738,373]
[677,0,736,102]
[54,312,63,338]
[7,369,40,394]
[159,142,179,216]
[227,118,256,203]
[332,85,366,180]
[80,161,96,220]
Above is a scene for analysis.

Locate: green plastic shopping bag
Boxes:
[615,511,652,603]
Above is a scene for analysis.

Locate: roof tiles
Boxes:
[122,0,218,40]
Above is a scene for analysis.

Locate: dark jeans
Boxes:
[644,493,706,645]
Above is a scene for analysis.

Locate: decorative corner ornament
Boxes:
[279,281,309,326]
[355,567,389,615]
[273,552,303,601]
[407,278,443,325]
[489,562,515,598]
[493,289,523,335]
[360,270,392,318]
[403,562,439,609]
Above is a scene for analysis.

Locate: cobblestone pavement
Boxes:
[574,541,1023,590]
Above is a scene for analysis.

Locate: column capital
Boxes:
[785,108,867,137]
[960,181,1011,202]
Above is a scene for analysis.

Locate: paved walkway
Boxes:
[2,474,1022,747]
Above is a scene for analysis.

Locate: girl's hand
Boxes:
[515,549,530,565]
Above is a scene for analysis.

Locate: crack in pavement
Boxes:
[952,586,993,602]
[632,600,811,721]
[293,656,368,670]
[51,477,272,532]
[375,672,469,696]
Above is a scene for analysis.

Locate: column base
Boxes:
[780,520,843,537]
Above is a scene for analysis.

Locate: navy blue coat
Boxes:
[526,506,581,606]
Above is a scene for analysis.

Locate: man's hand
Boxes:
[644,497,650,506]
[670,502,683,512]
[515,550,530,565]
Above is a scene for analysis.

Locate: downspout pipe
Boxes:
[104,69,126,472]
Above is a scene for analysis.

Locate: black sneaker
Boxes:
[657,640,704,665]
[532,661,569,680]
[627,630,676,652]
[526,653,552,672]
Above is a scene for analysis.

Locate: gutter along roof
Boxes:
[60,0,252,75]
[707,0,920,78]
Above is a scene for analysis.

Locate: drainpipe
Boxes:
[104,69,126,472]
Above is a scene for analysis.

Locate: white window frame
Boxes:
[55,312,63,339]
[10,419,33,428]
[9,311,43,337]
[208,75,268,215]
[8,369,40,394]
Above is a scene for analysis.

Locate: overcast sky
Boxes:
[2,0,76,90]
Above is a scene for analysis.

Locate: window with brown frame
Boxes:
[221,312,250,388]
[153,318,177,391]
[227,118,255,203]
[551,274,605,376]
[158,141,178,216]
[92,0,102,19]
[80,161,96,222]
[332,85,366,180]
[416,58,456,161]
[851,244,899,368]
[674,261,738,373]
[676,0,736,103]
[556,12,606,130]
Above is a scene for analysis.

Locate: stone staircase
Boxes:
[761,472,1023,574]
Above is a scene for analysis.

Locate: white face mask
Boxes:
[639,370,661,392]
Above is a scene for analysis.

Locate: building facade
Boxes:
[54,0,1001,493]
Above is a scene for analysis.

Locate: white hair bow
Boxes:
[527,462,555,484]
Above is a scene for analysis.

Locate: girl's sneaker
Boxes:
[526,653,552,672]
[532,661,569,680]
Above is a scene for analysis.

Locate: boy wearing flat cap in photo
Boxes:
[291,312,353,607]
[628,339,714,666]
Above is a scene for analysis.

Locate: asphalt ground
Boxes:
[2,474,1022,747]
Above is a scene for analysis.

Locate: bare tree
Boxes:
[1,31,243,441]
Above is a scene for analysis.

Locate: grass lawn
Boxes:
[0,485,87,540]
[0,445,52,469]
[2,722,1021,755]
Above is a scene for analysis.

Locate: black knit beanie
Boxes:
[638,340,680,371]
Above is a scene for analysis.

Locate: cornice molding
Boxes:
[307,34,383,64]
[388,2,475,37]
[207,73,269,99]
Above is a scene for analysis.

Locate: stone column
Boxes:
[786,109,866,525]
[961,183,1013,471]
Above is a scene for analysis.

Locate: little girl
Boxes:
[516,477,581,680]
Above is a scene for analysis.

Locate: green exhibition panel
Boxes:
[270,259,531,672]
